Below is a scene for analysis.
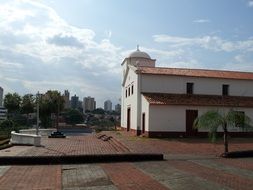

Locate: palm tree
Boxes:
[194,109,251,155]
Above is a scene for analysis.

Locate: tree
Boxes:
[39,90,64,129]
[21,94,35,114]
[194,110,252,155]
[92,108,105,114]
[65,109,84,125]
[20,94,35,125]
[0,119,14,138]
[4,93,21,116]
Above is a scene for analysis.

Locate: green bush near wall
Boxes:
[0,119,29,140]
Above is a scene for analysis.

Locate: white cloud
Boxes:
[193,19,210,23]
[248,0,253,7]
[153,34,253,52]
[0,0,123,107]
[0,59,24,69]
[234,54,244,63]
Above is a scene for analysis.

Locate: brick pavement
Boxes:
[0,131,253,189]
[191,159,253,179]
[19,134,130,156]
[134,161,231,190]
[106,131,253,156]
[167,160,253,190]
[216,158,253,171]
[101,163,169,190]
[0,145,33,157]
[0,165,61,190]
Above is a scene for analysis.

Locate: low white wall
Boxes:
[10,131,41,146]
[19,128,56,136]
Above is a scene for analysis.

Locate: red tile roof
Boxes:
[137,67,253,80]
[143,93,253,107]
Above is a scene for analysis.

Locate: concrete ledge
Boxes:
[0,153,164,165]
[19,128,56,136]
[222,150,253,158]
[10,131,41,147]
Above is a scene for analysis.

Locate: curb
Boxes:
[0,153,164,165]
[221,150,253,158]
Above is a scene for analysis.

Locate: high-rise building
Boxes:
[63,90,70,109]
[115,104,121,113]
[104,100,112,112]
[83,96,96,113]
[71,94,79,109]
[0,107,7,121]
[0,87,3,107]
[78,100,83,112]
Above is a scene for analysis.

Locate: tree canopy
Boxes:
[64,109,84,124]
[39,90,65,128]
[92,108,105,114]
[21,94,35,115]
[4,93,21,114]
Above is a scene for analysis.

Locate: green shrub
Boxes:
[0,119,15,138]
[0,119,29,139]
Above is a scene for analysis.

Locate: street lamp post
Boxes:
[36,91,40,136]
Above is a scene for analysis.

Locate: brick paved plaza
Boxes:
[0,131,252,189]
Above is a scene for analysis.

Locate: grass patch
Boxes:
[115,131,122,136]
[128,136,150,141]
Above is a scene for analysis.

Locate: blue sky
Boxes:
[1,0,253,107]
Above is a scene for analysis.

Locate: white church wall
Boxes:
[141,75,253,97]
[149,105,186,132]
[141,95,150,131]
[121,67,139,130]
[148,105,253,132]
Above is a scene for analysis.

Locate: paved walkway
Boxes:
[1,158,251,189]
[106,131,253,156]
[0,131,252,189]
[0,134,130,157]
[0,165,61,190]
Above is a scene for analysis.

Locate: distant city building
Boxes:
[104,100,112,112]
[63,90,70,109]
[71,94,79,109]
[115,104,121,113]
[0,107,7,121]
[83,96,96,113]
[0,87,3,107]
[78,100,83,112]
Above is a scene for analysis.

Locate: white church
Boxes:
[121,47,253,137]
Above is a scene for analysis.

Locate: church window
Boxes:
[125,89,127,98]
[186,83,194,94]
[222,84,229,96]
[128,87,130,96]
[131,85,134,95]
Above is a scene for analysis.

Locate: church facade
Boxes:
[121,47,253,137]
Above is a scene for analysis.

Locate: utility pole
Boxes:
[36,91,40,136]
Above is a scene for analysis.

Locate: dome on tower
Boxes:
[128,46,151,59]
